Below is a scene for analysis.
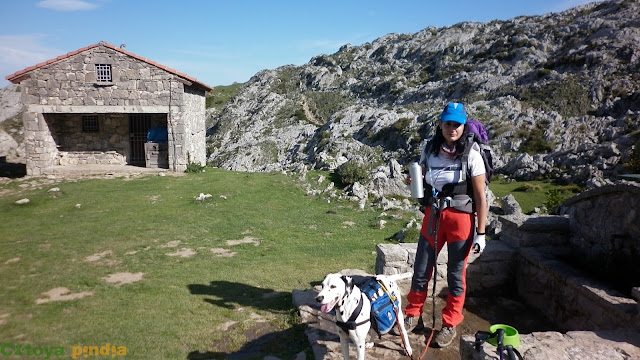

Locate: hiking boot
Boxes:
[433,326,456,348]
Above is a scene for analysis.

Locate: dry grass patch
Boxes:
[161,240,181,248]
[211,248,237,257]
[83,250,112,262]
[227,237,260,246]
[4,257,20,264]
[165,248,197,257]
[35,287,94,304]
[103,272,145,286]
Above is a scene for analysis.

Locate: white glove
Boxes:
[473,234,486,254]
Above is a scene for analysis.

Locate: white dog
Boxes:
[316,272,413,360]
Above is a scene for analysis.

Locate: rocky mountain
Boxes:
[206,0,640,190]
[0,84,24,162]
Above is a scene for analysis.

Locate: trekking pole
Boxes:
[415,198,443,360]
[414,163,442,360]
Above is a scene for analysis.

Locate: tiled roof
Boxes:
[5,41,213,91]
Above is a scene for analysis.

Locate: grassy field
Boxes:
[489,175,581,214]
[0,168,576,359]
[0,169,411,360]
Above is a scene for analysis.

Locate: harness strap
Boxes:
[335,293,370,333]
[421,135,477,206]
[376,280,397,303]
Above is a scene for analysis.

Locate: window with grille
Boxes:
[82,115,99,132]
[95,64,112,82]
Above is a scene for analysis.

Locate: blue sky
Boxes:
[1,0,598,88]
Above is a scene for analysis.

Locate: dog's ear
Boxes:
[341,275,354,293]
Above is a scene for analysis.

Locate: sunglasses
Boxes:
[441,121,464,128]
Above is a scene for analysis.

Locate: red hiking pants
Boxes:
[405,206,473,327]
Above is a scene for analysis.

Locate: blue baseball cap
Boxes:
[440,102,467,124]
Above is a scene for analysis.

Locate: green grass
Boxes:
[205,82,243,109]
[489,176,582,214]
[0,169,411,360]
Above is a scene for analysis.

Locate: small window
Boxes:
[82,115,99,132]
[95,64,112,82]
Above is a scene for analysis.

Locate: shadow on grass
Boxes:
[185,324,310,360]
[188,281,290,311]
[186,281,311,359]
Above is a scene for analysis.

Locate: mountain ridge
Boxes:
[205,0,640,190]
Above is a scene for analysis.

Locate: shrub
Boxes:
[185,154,206,173]
[514,183,542,192]
[293,107,307,122]
[623,143,640,173]
[273,67,300,95]
[544,189,565,212]
[306,91,349,124]
[317,130,331,149]
[517,120,556,154]
[517,78,591,118]
[338,160,369,186]
[366,117,414,151]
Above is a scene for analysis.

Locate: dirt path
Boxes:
[300,94,323,126]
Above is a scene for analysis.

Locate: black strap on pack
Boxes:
[358,277,397,338]
[335,293,370,333]
[474,331,524,360]
[421,138,474,210]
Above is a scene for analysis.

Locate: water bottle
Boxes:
[408,162,424,199]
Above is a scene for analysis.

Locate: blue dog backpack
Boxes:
[358,277,398,337]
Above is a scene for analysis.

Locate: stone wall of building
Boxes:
[58,151,126,166]
[23,46,176,107]
[182,86,207,167]
[45,113,129,154]
[23,111,56,174]
[18,44,206,175]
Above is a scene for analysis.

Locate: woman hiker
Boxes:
[403,102,487,348]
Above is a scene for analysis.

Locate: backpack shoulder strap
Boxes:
[419,139,433,168]
[460,133,475,182]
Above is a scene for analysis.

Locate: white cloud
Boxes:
[0,35,62,87]
[37,0,99,11]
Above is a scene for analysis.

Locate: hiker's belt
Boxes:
[441,195,471,210]
[425,195,473,212]
[426,195,473,236]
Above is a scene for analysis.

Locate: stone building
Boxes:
[5,41,212,175]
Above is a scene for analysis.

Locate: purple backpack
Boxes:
[464,119,493,183]
[466,119,489,143]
